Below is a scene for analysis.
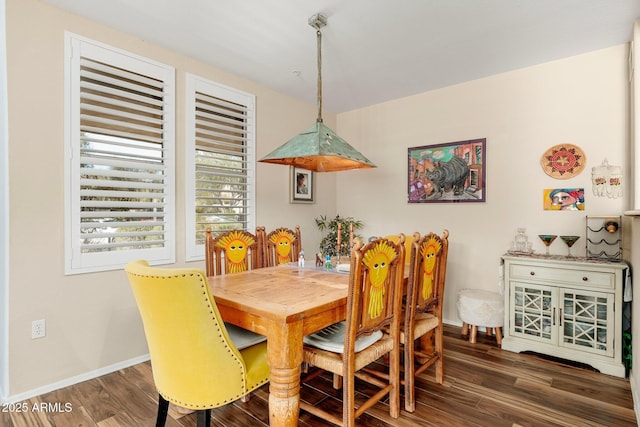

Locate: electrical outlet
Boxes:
[31,319,46,339]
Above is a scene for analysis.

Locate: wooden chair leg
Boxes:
[333,373,343,389]
[434,326,444,385]
[421,329,435,353]
[495,327,503,345]
[405,325,445,413]
[416,333,434,364]
[404,337,416,413]
[389,346,401,419]
[156,394,169,427]
[241,393,251,403]
[469,325,478,344]
[461,322,469,336]
[486,327,493,337]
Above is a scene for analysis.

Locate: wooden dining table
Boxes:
[207,264,350,427]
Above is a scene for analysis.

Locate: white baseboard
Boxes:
[443,318,462,328]
[1,354,150,405]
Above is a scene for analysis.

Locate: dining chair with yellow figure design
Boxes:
[264,225,301,266]
[402,230,449,412]
[124,260,269,427]
[205,228,264,276]
[301,236,406,426]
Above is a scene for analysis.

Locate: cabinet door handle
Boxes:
[582,277,588,281]
[530,271,535,276]
[553,308,556,326]
[559,308,562,326]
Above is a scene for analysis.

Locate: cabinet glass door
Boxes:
[560,289,614,357]
[511,282,555,344]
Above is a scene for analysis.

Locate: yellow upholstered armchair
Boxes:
[125,260,270,427]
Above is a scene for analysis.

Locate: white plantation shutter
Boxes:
[185,74,255,261]
[65,33,175,274]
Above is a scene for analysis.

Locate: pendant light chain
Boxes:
[316,28,323,123]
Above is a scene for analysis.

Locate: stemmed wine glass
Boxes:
[560,235,580,257]
[538,235,557,256]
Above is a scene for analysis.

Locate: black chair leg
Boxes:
[196,409,211,427]
[155,394,169,427]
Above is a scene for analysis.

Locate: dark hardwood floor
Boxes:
[3,324,637,426]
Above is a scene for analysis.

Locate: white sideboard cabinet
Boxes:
[502,254,628,377]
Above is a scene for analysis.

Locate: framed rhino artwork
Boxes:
[408,138,486,203]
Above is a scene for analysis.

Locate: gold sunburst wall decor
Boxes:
[540,143,586,179]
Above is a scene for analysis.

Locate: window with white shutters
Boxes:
[185,74,255,261]
[65,33,175,274]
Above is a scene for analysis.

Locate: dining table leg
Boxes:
[267,320,304,427]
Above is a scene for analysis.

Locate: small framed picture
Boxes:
[290,167,314,204]
[543,188,585,211]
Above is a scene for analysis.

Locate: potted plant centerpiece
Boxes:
[315,214,364,259]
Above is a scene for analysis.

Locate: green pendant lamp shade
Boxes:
[259,13,375,172]
[259,120,375,172]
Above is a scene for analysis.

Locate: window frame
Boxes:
[64,32,176,274]
[184,73,256,261]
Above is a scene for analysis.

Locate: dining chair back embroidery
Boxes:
[124,260,269,427]
[205,228,264,276]
[403,230,449,412]
[264,226,301,266]
[301,235,406,426]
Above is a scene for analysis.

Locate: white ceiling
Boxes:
[42,0,640,113]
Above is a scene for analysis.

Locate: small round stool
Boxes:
[456,289,504,345]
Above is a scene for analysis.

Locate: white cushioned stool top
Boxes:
[303,321,383,354]
[456,289,504,328]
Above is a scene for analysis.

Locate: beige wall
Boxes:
[5,0,336,397]
[5,0,632,401]
[335,45,629,326]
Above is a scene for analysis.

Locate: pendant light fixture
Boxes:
[259,13,376,172]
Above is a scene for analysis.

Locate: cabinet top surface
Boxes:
[502,253,628,269]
